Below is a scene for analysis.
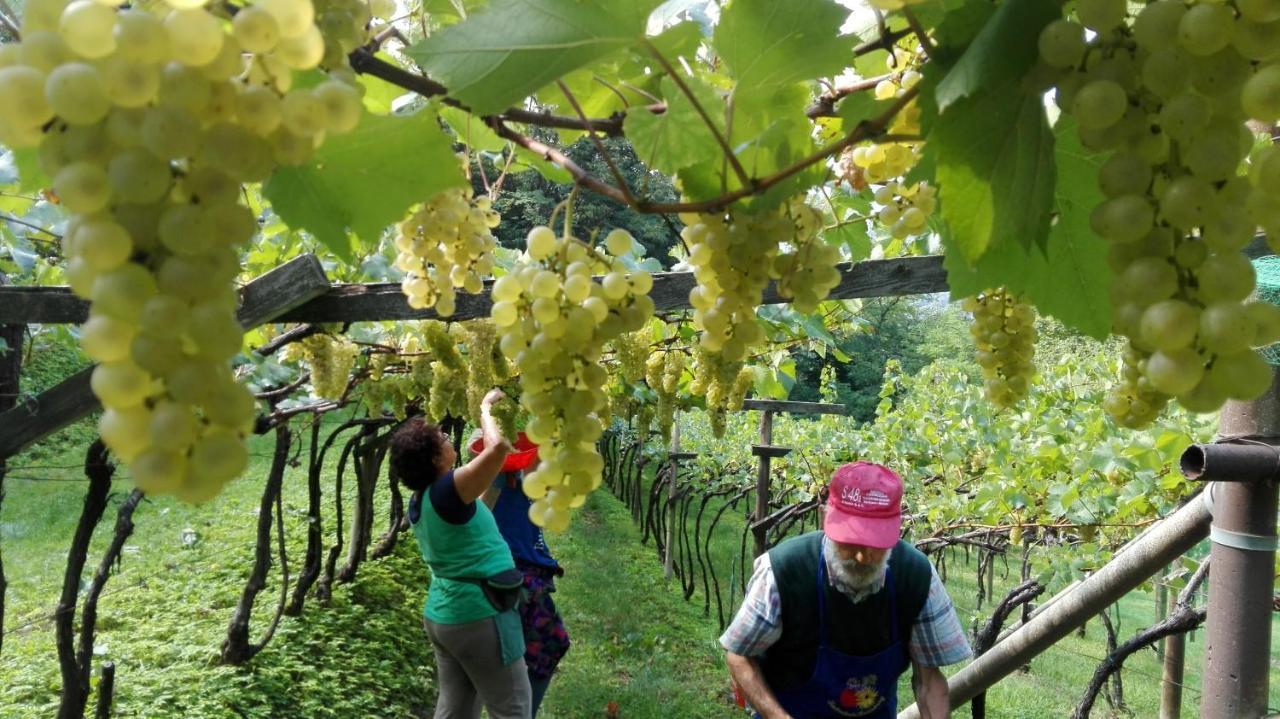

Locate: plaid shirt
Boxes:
[719,551,972,668]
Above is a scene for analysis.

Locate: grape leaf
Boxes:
[933,87,1055,262]
[407,0,659,116]
[943,119,1111,338]
[714,0,852,91]
[933,0,1059,112]
[263,109,465,261]
[624,75,724,175]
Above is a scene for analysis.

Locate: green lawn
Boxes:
[2,425,1277,718]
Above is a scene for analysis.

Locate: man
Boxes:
[721,461,970,719]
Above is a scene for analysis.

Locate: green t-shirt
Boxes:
[410,471,517,624]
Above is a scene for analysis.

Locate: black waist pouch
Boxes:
[444,567,525,613]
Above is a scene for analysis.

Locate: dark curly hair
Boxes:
[389,417,448,492]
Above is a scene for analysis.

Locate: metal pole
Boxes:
[753,410,774,557]
[1198,381,1280,719]
[897,494,1211,719]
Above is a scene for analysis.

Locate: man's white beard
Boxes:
[824,541,891,604]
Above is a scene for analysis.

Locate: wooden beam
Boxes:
[273,254,948,324]
[740,399,848,415]
[0,256,329,460]
[0,255,948,325]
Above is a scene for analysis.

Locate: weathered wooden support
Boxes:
[740,399,847,415]
[0,274,24,657]
[897,493,1212,719]
[0,255,329,459]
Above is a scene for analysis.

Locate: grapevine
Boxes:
[963,289,1038,409]
[395,187,501,317]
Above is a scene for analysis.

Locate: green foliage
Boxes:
[264,109,465,261]
[407,0,660,116]
[944,120,1113,338]
[934,90,1056,262]
[624,76,723,176]
[933,0,1059,111]
[713,0,852,92]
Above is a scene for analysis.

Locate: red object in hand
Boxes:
[470,432,539,471]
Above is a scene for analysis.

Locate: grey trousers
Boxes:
[424,617,532,719]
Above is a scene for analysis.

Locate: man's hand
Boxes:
[911,661,950,719]
[725,653,793,719]
[481,388,505,411]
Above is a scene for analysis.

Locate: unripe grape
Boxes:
[1146,348,1205,395]
[1178,4,1236,56]
[1140,300,1200,351]
[98,406,152,462]
[91,360,154,408]
[1208,350,1273,399]
[1134,0,1188,50]
[1038,19,1086,68]
[45,62,110,124]
[604,229,634,256]
[1200,302,1256,353]
[1076,0,1126,33]
[1196,252,1256,303]
[164,8,225,67]
[1241,64,1280,122]
[1073,80,1128,130]
[81,314,137,362]
[527,226,556,259]
[59,0,118,59]
[232,6,281,53]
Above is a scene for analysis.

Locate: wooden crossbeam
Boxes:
[0,254,948,325]
[0,256,329,459]
[741,399,847,415]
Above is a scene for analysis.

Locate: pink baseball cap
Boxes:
[823,461,903,549]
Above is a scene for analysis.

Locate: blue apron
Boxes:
[762,549,908,719]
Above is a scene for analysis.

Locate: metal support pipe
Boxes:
[1180,442,1280,483]
[897,494,1211,719]
[1197,385,1280,719]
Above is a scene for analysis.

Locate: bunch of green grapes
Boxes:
[490,394,521,442]
[463,320,500,424]
[770,198,845,314]
[611,330,650,384]
[395,187,500,317]
[313,0,395,69]
[368,350,389,381]
[688,345,742,438]
[491,226,656,532]
[0,0,362,500]
[872,181,937,241]
[962,289,1037,409]
[295,333,358,400]
[1038,0,1280,424]
[680,209,778,361]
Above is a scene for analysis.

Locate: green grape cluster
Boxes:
[421,321,469,422]
[770,198,844,314]
[395,187,501,317]
[690,345,754,438]
[294,333,358,400]
[490,395,521,442]
[962,289,1038,409]
[312,0,394,69]
[463,320,501,424]
[611,330,650,384]
[645,349,684,441]
[1038,0,1280,423]
[872,181,937,241]
[491,226,656,532]
[368,350,389,381]
[0,0,361,500]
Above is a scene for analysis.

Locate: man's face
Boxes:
[825,539,891,602]
[830,540,890,567]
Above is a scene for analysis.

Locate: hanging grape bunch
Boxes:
[963,289,1037,409]
[1037,0,1280,426]
[770,198,845,315]
[395,187,500,317]
[490,226,655,531]
[0,0,363,500]
[282,332,359,400]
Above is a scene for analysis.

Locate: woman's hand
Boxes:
[481,388,506,411]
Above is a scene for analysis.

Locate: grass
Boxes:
[2,423,1277,718]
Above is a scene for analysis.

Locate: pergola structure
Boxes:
[0,251,1273,718]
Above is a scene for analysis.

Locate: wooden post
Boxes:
[664,416,680,581]
[1160,588,1186,719]
[753,410,775,557]
[0,271,24,657]
[1155,568,1169,661]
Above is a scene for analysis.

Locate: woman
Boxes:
[391,389,530,719]
[484,458,572,717]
